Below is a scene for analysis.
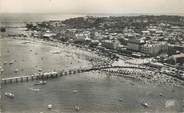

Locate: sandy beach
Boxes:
[1,37,184,113]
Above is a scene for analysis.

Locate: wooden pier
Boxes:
[1,69,84,85]
[1,66,148,85]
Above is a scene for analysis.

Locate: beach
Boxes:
[0,37,184,113]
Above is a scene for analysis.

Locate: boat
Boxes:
[74,105,80,112]
[34,80,47,85]
[52,51,60,54]
[73,90,78,93]
[9,59,16,64]
[141,102,149,107]
[14,69,19,73]
[29,88,40,92]
[5,92,15,98]
[38,68,42,72]
[48,104,53,109]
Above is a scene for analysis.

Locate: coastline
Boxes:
[1,36,184,88]
[1,36,184,113]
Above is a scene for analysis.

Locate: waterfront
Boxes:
[1,38,184,113]
[1,13,184,113]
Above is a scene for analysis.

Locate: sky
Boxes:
[0,0,184,15]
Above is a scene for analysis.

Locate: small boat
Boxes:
[14,69,19,73]
[52,51,60,54]
[34,80,47,85]
[29,88,40,92]
[141,102,149,108]
[73,90,78,93]
[9,61,14,64]
[3,61,7,65]
[74,105,80,112]
[48,104,53,109]
[5,92,15,98]
[38,68,42,72]
[118,98,123,102]
[21,41,31,44]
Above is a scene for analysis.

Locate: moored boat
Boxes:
[34,80,47,85]
[5,92,15,98]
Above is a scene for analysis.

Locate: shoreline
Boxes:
[1,36,184,88]
[1,36,184,113]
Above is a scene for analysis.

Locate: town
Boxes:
[1,15,184,112]
[23,15,184,80]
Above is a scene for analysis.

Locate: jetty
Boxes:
[1,65,149,85]
[1,69,84,84]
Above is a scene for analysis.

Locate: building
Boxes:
[91,31,102,40]
[101,39,120,49]
[146,62,164,68]
[75,31,91,40]
[118,37,128,45]
[148,28,157,34]
[173,45,184,53]
[155,30,164,36]
[42,33,57,39]
[140,42,168,56]
[167,53,184,65]
[127,38,145,51]
[142,31,150,36]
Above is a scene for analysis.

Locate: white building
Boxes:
[127,38,145,51]
[140,42,168,56]
[142,31,150,36]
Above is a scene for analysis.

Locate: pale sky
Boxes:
[0,0,184,15]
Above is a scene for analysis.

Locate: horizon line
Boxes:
[0,12,184,17]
